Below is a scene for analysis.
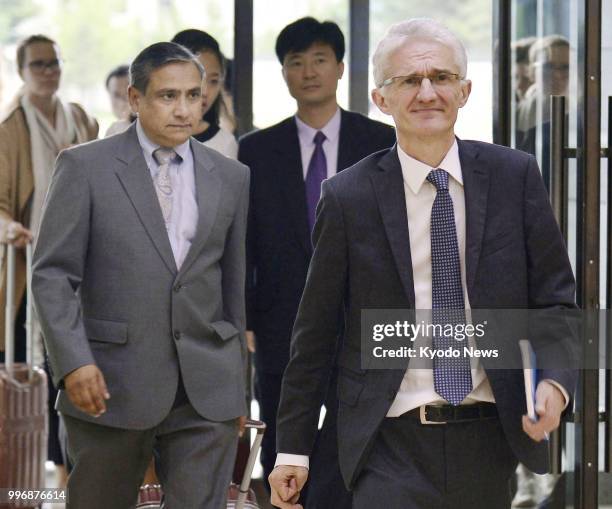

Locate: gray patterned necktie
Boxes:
[427,168,473,405]
[153,148,177,228]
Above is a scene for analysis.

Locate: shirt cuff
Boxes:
[541,379,570,410]
[275,453,309,470]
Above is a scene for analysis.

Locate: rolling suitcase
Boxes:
[0,244,48,509]
[136,419,266,509]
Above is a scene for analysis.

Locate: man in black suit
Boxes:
[238,16,395,507]
[269,18,575,509]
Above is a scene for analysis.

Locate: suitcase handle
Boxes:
[3,243,34,379]
[235,419,266,509]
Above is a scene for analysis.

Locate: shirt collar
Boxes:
[294,107,341,144]
[135,119,191,163]
[397,139,463,194]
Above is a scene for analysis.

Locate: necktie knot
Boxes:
[427,168,449,191]
[313,131,326,146]
[153,147,177,166]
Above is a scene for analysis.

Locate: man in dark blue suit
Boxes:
[238,17,395,507]
[270,18,575,509]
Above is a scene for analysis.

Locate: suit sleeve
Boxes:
[220,166,250,367]
[276,178,348,455]
[237,139,256,331]
[31,149,95,387]
[523,154,578,397]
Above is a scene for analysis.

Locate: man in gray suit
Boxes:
[32,42,249,508]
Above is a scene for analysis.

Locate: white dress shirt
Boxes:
[295,108,341,179]
[387,140,495,416]
[136,120,198,269]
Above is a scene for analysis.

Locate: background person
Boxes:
[172,29,238,158]
[105,64,136,137]
[0,33,98,486]
[239,16,395,507]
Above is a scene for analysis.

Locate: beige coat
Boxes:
[0,94,98,352]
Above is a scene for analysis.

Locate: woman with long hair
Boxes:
[171,29,237,158]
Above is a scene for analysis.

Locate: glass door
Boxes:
[502,1,606,507]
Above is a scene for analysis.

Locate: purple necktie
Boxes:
[305,131,327,232]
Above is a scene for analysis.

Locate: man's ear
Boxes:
[458,79,472,108]
[127,85,141,114]
[371,88,390,115]
[337,61,345,80]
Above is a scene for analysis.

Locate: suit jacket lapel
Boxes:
[114,125,177,275]
[178,140,222,276]
[370,147,416,307]
[274,118,312,255]
[458,139,490,295]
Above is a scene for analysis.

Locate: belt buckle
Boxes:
[419,405,446,425]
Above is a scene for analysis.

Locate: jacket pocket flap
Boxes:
[210,320,240,341]
[84,317,128,344]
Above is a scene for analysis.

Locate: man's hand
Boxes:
[246,330,256,353]
[3,221,32,248]
[269,465,308,509]
[522,380,565,442]
[238,415,247,437]
[64,364,110,417]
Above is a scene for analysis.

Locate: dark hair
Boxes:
[275,17,345,64]
[171,29,226,128]
[105,64,129,89]
[17,34,57,69]
[129,41,204,94]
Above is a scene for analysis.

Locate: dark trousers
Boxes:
[353,412,518,509]
[255,370,352,509]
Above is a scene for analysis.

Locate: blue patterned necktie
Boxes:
[305,131,327,232]
[427,169,473,405]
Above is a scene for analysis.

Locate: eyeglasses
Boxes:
[24,58,62,74]
[380,72,462,90]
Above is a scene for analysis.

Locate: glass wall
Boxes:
[369,0,493,141]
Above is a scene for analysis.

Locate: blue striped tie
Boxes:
[427,169,472,405]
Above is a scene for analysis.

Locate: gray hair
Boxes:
[372,18,468,88]
[129,41,205,93]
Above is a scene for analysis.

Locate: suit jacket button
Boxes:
[173,284,182,292]
[173,330,181,340]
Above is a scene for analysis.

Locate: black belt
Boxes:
[404,402,498,425]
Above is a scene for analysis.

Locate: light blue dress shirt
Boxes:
[136,120,198,269]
